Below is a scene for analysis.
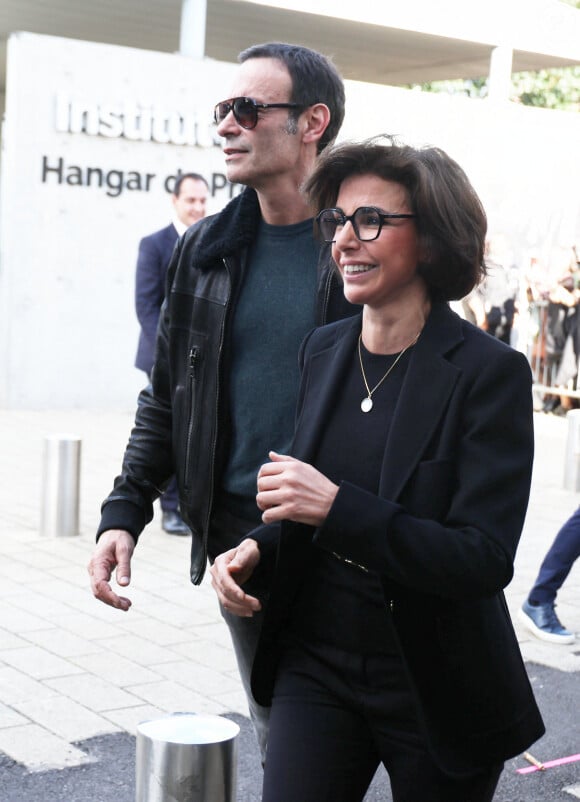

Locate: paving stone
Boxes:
[22,628,102,658]
[125,679,227,715]
[95,634,181,666]
[71,652,162,686]
[12,696,118,741]
[0,600,55,633]
[0,701,28,729]
[0,628,31,650]
[0,724,91,771]
[45,673,143,712]
[114,617,191,647]
[7,588,84,621]
[0,665,60,705]
[52,611,127,640]
[171,638,239,672]
[154,660,241,696]
[0,645,85,680]
[101,704,165,735]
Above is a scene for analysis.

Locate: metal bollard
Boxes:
[40,434,81,537]
[563,409,580,491]
[135,713,240,802]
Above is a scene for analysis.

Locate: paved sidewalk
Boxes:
[0,407,578,776]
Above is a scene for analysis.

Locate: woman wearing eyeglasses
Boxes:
[210,138,544,802]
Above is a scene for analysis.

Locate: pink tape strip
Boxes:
[517,753,580,774]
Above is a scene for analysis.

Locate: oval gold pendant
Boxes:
[361,397,373,413]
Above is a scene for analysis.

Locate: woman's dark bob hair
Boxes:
[305,136,487,301]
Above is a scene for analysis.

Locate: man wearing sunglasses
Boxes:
[89,42,356,758]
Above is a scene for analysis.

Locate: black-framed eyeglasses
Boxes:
[316,206,417,243]
[213,96,304,130]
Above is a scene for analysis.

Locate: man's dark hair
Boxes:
[305,136,487,301]
[239,42,345,154]
[173,172,209,197]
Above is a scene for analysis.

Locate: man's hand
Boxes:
[257,451,338,526]
[210,539,262,617]
[87,529,135,611]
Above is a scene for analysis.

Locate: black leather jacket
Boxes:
[98,187,357,584]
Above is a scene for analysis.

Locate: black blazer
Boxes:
[134,223,178,374]
[250,302,544,776]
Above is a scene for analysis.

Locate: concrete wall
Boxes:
[1,32,579,409]
[0,32,239,409]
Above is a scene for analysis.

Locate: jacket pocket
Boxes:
[175,332,206,495]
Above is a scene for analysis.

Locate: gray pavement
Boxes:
[0,407,579,800]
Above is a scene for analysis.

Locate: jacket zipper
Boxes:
[183,346,200,491]
[198,257,231,580]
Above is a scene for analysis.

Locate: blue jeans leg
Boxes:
[529,506,580,604]
[159,474,179,513]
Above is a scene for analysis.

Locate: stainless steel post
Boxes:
[40,434,81,537]
[136,713,239,802]
[564,409,580,491]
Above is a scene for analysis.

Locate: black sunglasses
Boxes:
[213,96,304,130]
[316,206,417,243]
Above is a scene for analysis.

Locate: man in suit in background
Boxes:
[134,172,209,535]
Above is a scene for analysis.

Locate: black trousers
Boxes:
[262,640,503,802]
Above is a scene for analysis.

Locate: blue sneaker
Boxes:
[518,599,574,644]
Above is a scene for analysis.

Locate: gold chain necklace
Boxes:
[358,332,420,413]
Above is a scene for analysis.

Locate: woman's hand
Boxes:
[257,451,339,526]
[210,539,262,617]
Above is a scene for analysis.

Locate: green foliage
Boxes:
[511,66,580,110]
[406,1,580,110]
[409,78,488,99]
[406,66,580,112]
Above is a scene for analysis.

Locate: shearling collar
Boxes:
[184,187,261,271]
